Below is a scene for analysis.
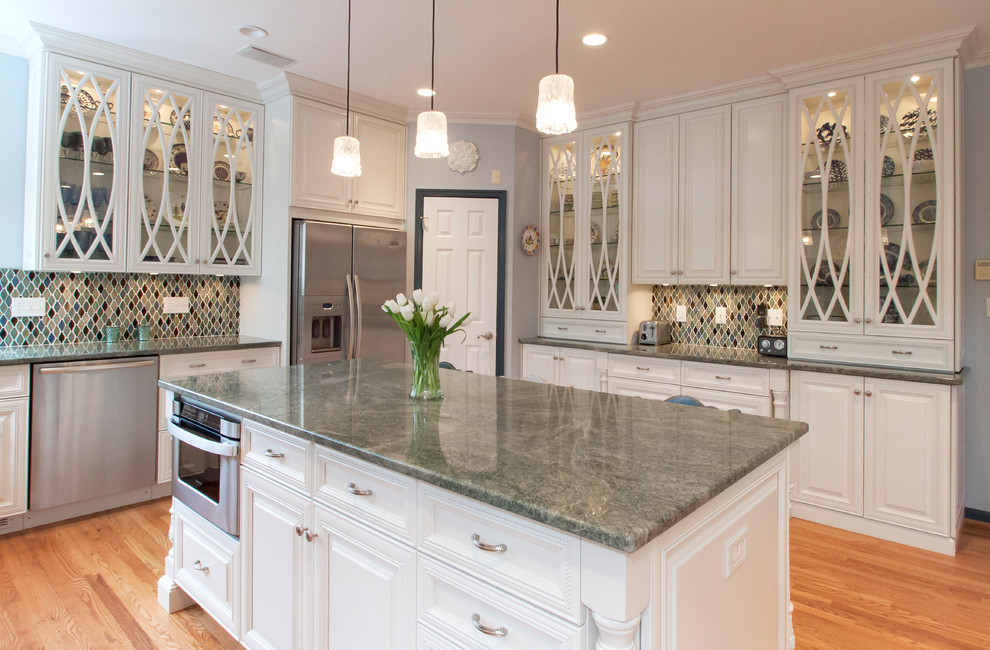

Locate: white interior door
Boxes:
[422,196,499,375]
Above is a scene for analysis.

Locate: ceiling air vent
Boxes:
[235,45,296,69]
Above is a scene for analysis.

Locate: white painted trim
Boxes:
[790,503,958,556]
[577,102,638,130]
[635,75,784,121]
[770,26,974,89]
[261,71,408,123]
[964,50,990,70]
[28,22,261,102]
[0,33,25,58]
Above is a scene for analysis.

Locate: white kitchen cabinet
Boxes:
[632,116,678,284]
[0,366,29,518]
[290,97,406,221]
[789,370,958,553]
[520,344,605,391]
[788,59,958,371]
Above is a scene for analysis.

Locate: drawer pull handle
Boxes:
[635,366,650,372]
[715,375,731,381]
[264,448,284,458]
[189,363,207,368]
[295,524,305,537]
[192,560,209,574]
[595,329,607,334]
[242,358,257,364]
[472,613,508,637]
[891,350,913,355]
[557,326,569,331]
[347,483,373,497]
[819,345,838,350]
[471,533,507,553]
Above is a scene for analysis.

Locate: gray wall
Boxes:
[0,52,28,269]
[405,123,540,378]
[962,65,990,512]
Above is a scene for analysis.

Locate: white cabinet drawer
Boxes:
[0,365,29,399]
[608,354,680,384]
[541,317,626,344]
[608,376,680,402]
[174,500,239,636]
[242,419,312,493]
[789,333,955,372]
[418,556,586,650]
[418,484,582,624]
[314,446,417,545]
[681,361,770,396]
[160,346,280,379]
[684,387,772,416]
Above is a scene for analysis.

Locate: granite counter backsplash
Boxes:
[0,269,239,346]
[652,285,787,349]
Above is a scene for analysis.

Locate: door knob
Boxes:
[477,332,494,340]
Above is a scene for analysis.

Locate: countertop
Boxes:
[0,335,280,366]
[162,360,808,553]
[519,337,963,386]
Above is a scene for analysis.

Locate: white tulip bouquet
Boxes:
[382,290,472,399]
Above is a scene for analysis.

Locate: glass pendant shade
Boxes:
[331,135,362,177]
[414,110,450,158]
[537,73,577,135]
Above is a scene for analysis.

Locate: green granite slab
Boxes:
[0,335,280,367]
[162,360,808,553]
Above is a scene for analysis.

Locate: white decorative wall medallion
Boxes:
[447,140,479,173]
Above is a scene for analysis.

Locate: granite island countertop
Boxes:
[162,359,808,553]
[0,335,280,366]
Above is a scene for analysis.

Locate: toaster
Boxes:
[639,320,671,345]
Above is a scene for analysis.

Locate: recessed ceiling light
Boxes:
[417,88,437,97]
[239,25,269,38]
[582,33,607,46]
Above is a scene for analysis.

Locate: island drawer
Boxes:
[681,361,770,396]
[684,387,772,416]
[314,446,417,545]
[242,419,312,493]
[0,365,29,399]
[607,376,680,402]
[418,484,583,624]
[418,555,586,650]
[607,355,680,384]
[173,500,239,636]
[159,346,280,379]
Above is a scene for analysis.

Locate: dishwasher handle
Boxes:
[38,359,158,374]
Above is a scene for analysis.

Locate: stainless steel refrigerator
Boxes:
[291,220,407,365]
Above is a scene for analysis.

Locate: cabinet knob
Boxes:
[865,391,873,397]
[730,270,736,275]
[864,318,872,324]
[304,529,318,542]
[353,200,359,205]
[670,271,677,276]
[677,270,684,275]
[854,318,862,324]
[294,524,305,537]
[44,253,51,259]
[853,389,861,395]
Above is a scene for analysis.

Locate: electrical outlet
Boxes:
[724,525,749,580]
[715,306,727,324]
[675,305,687,322]
[768,308,784,327]
[11,297,46,317]
[163,296,190,314]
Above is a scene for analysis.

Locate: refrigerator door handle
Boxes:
[345,274,356,360]
[354,275,363,359]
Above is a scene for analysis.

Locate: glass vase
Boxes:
[409,340,444,400]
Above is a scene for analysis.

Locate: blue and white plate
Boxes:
[810,208,840,229]
[912,200,937,225]
[879,194,895,225]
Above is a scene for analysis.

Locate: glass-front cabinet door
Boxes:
[129,77,198,272]
[792,77,864,332]
[586,130,622,315]
[48,57,128,270]
[544,137,579,314]
[202,97,261,274]
[865,62,953,337]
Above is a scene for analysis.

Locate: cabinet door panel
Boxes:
[790,372,864,514]
[558,349,602,391]
[0,398,28,517]
[679,106,731,284]
[543,137,580,315]
[732,95,786,285]
[291,98,348,211]
[520,345,559,384]
[864,380,949,534]
[352,114,405,219]
[632,117,678,283]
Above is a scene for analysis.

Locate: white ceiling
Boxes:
[3,0,990,121]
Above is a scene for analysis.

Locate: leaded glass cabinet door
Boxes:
[47,57,128,270]
[792,78,864,332]
[202,96,262,275]
[585,130,622,315]
[865,61,953,337]
[543,137,579,315]
[129,77,199,272]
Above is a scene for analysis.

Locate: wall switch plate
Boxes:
[675,305,687,322]
[768,308,784,327]
[724,525,749,580]
[976,260,990,280]
[715,306,727,324]
[163,296,190,314]
[491,170,501,184]
[11,297,46,317]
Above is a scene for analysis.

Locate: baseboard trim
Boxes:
[790,502,957,556]
[964,507,990,523]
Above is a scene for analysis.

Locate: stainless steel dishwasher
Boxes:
[30,356,159,510]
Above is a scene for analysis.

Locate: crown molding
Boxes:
[261,71,409,123]
[635,75,784,121]
[27,22,262,102]
[966,50,990,70]
[0,32,25,58]
[770,26,975,88]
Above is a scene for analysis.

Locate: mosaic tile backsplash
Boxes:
[652,285,788,349]
[0,269,239,346]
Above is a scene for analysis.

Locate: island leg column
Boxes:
[581,539,652,650]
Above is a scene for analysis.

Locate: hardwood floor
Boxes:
[1,499,988,648]
[790,517,990,649]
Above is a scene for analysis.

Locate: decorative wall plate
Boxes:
[447,140,479,174]
[520,225,540,255]
[879,194,895,225]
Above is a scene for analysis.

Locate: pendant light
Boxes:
[414,0,449,158]
[536,0,577,135]
[331,0,362,177]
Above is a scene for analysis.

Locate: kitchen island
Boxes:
[159,360,807,649]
